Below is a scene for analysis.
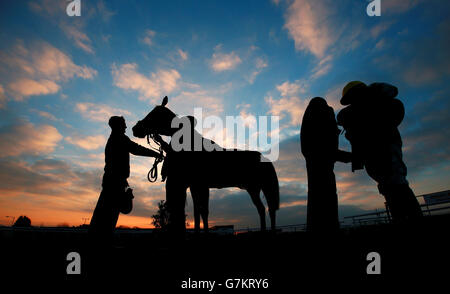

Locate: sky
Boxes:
[0,0,449,229]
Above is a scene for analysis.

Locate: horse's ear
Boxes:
[161,96,168,107]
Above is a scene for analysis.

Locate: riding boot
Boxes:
[395,184,423,221]
[384,184,423,224]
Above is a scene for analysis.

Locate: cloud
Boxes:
[382,0,424,14]
[283,0,335,59]
[401,92,450,176]
[374,39,386,51]
[374,19,450,86]
[0,41,97,101]
[0,120,63,157]
[170,89,225,117]
[75,102,131,122]
[61,24,95,54]
[0,157,104,225]
[8,78,60,100]
[31,42,97,80]
[141,29,156,47]
[111,63,181,102]
[65,135,106,150]
[96,0,116,22]
[28,0,97,54]
[370,21,394,39]
[0,84,6,109]
[32,110,59,121]
[311,61,332,79]
[247,57,268,84]
[210,50,242,72]
[266,80,309,127]
[266,96,306,127]
[276,80,305,97]
[28,0,66,17]
[178,49,188,61]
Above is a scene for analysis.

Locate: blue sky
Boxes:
[0,0,449,228]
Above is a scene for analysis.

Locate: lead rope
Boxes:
[147,134,164,182]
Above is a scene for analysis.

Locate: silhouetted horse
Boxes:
[132,97,279,232]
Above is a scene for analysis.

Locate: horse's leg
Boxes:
[190,186,209,233]
[269,209,276,231]
[190,187,201,234]
[166,178,187,235]
[248,187,266,231]
[201,187,209,233]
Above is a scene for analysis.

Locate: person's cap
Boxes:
[341,81,367,105]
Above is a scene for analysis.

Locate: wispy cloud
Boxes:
[383,0,424,14]
[247,57,268,84]
[310,54,332,79]
[96,0,116,22]
[28,0,97,54]
[0,84,7,109]
[31,109,59,121]
[75,102,131,122]
[141,29,156,47]
[371,21,394,39]
[111,63,181,102]
[65,134,106,150]
[170,89,225,117]
[178,49,188,61]
[61,24,95,54]
[374,19,450,86]
[283,0,335,59]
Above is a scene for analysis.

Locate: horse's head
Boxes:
[132,96,178,138]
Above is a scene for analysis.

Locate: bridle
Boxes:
[146,133,165,182]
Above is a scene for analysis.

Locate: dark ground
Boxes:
[1,215,449,289]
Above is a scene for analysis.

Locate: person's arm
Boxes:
[127,137,162,158]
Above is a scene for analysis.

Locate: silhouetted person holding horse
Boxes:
[337,81,423,223]
[89,116,162,245]
[301,97,351,232]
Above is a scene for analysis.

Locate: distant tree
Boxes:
[152,200,169,230]
[152,200,188,230]
[13,216,31,227]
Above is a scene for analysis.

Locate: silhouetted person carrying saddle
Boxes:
[337,81,423,223]
[89,116,162,245]
[301,97,351,233]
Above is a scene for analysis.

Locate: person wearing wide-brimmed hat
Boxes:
[337,81,423,223]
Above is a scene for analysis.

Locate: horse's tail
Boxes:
[261,161,279,212]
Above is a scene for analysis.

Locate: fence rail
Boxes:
[344,190,450,226]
